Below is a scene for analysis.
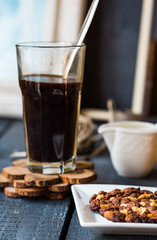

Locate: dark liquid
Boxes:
[20,75,82,163]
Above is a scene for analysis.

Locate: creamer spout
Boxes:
[98,125,116,152]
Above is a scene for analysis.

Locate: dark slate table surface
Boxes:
[0,118,157,240]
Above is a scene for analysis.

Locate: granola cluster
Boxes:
[89,187,157,223]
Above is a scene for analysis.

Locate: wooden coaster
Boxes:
[59,169,97,184]
[24,173,59,187]
[76,160,94,170]
[13,179,28,188]
[48,182,70,192]
[4,187,21,198]
[47,191,67,200]
[2,166,30,180]
[16,187,48,197]
[12,158,27,167]
[0,174,13,188]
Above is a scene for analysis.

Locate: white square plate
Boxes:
[71,184,157,235]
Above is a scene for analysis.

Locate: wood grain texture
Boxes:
[1,119,157,239]
[16,187,48,197]
[0,189,73,240]
[48,182,70,192]
[0,174,12,187]
[2,166,30,180]
[76,160,94,170]
[13,179,28,188]
[0,119,73,240]
[60,169,97,184]
[4,187,21,198]
[12,158,27,167]
[25,173,59,187]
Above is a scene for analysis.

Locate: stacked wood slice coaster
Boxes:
[0,159,96,199]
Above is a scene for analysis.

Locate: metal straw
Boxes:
[63,0,100,79]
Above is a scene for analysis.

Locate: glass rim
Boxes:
[16,41,86,48]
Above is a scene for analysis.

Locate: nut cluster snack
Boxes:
[89,187,157,223]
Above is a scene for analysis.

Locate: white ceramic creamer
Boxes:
[98,121,157,178]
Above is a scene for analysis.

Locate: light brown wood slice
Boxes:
[46,191,67,200]
[48,182,70,192]
[2,166,30,180]
[13,179,28,188]
[12,158,27,167]
[0,174,13,187]
[76,160,94,170]
[24,173,59,187]
[4,187,21,198]
[59,169,97,184]
[16,187,48,197]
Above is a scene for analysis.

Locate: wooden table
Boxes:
[0,118,157,240]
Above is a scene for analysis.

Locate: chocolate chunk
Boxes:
[108,189,121,197]
[89,186,157,223]
[127,201,139,208]
[89,199,100,211]
[110,211,125,222]
[122,187,140,196]
[125,215,134,222]
[99,208,107,217]
[130,192,141,198]
[140,190,153,195]
[120,198,130,205]
[98,191,106,195]
[89,194,97,203]
[134,215,142,223]
[110,197,120,205]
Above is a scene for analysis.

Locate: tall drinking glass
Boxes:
[16,42,86,174]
